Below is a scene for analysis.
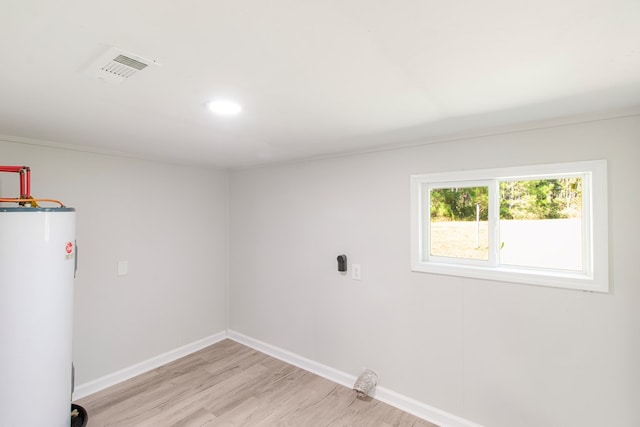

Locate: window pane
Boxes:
[499,178,583,270]
[430,186,489,260]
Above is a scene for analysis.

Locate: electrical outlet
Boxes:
[352,264,361,280]
[117,261,128,276]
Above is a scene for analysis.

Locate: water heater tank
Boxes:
[0,207,76,427]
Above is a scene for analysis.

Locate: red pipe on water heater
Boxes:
[0,165,64,207]
[0,165,31,199]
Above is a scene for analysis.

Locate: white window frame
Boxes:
[410,160,609,292]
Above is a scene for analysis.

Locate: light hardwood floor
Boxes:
[76,339,438,427]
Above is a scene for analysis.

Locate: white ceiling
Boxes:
[1,1,639,168]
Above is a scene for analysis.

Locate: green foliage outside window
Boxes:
[430,187,488,221]
[499,178,582,220]
[430,178,582,221]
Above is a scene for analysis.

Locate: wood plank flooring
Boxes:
[76,339,437,427]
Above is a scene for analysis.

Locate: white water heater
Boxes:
[0,207,76,426]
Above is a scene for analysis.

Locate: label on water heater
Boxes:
[65,241,74,260]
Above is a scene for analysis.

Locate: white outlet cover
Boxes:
[118,261,128,276]
[352,264,361,280]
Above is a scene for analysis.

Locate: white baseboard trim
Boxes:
[74,330,482,427]
[227,330,482,427]
[73,331,227,400]
[374,387,484,427]
[226,330,356,389]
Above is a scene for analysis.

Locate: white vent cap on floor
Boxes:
[84,47,160,82]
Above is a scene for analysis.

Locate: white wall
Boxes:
[229,114,640,427]
[0,139,228,385]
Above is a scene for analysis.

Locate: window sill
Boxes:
[411,261,608,293]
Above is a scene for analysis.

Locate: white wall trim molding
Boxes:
[74,329,482,426]
[227,330,483,427]
[374,387,484,427]
[0,134,137,159]
[236,106,640,171]
[4,106,639,172]
[73,331,227,400]
[0,134,225,170]
[226,330,356,389]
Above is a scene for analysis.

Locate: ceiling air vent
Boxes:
[85,47,160,83]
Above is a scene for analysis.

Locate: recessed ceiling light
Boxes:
[206,99,242,116]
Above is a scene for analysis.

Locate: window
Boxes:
[410,160,608,292]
